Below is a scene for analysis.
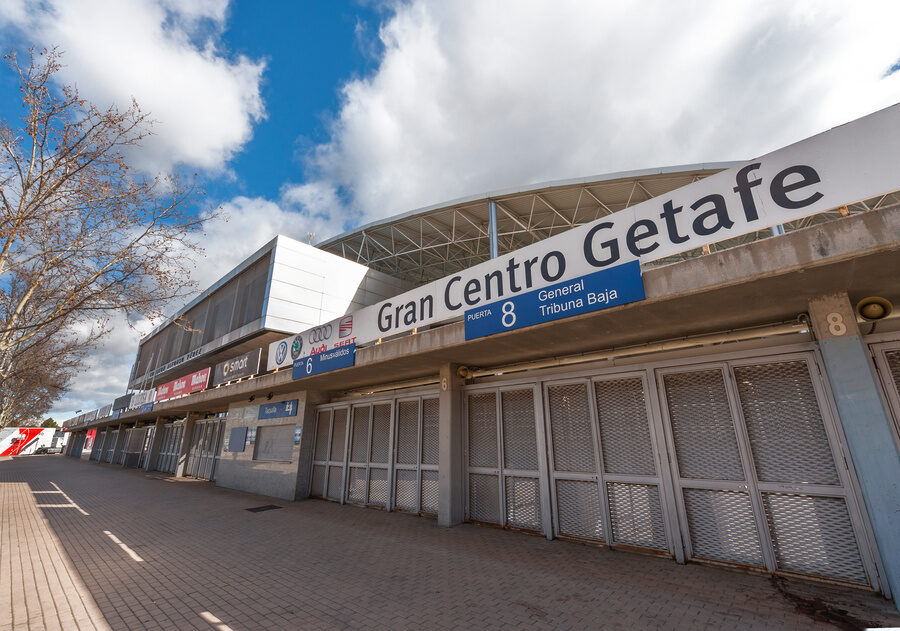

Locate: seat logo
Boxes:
[339,315,353,338]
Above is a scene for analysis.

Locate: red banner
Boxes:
[156,367,211,402]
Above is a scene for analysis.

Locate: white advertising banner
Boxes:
[268,103,900,370]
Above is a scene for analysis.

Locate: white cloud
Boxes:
[304,0,900,225]
[0,0,264,173]
[47,195,327,417]
[43,0,900,417]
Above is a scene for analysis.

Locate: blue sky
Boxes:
[209,2,381,205]
[1,0,898,418]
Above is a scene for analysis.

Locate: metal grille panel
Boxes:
[311,465,326,497]
[313,412,330,461]
[595,378,656,475]
[887,350,900,393]
[607,483,667,550]
[330,409,347,461]
[350,407,369,462]
[396,401,419,465]
[502,390,538,471]
[347,467,367,504]
[368,468,389,506]
[683,488,763,566]
[734,362,839,485]
[762,493,867,584]
[421,470,439,514]
[468,393,498,468]
[394,469,417,511]
[422,398,439,465]
[665,371,744,481]
[505,476,541,530]
[555,479,604,541]
[469,473,500,524]
[370,404,392,464]
[327,465,343,501]
[548,384,596,473]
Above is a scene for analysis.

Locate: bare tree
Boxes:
[0,322,91,427]
[0,48,212,360]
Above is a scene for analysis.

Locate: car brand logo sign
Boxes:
[275,340,288,365]
[308,324,333,344]
[339,315,353,337]
[290,335,303,360]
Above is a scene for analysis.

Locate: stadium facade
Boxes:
[63,105,900,606]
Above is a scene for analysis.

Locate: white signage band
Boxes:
[269,103,900,370]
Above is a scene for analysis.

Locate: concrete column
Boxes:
[174,413,198,477]
[809,292,900,603]
[295,391,329,501]
[438,363,465,527]
[144,417,166,471]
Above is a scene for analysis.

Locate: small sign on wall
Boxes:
[294,426,302,444]
[258,399,299,420]
[248,428,257,445]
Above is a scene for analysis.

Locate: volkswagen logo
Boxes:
[275,340,288,364]
[290,335,303,360]
[308,324,333,344]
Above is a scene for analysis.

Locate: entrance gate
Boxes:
[155,423,183,473]
[465,387,547,532]
[187,419,225,480]
[871,340,900,446]
[310,391,440,514]
[543,373,670,551]
[658,355,875,586]
[462,348,883,590]
[104,429,118,463]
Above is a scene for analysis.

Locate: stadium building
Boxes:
[63,105,900,607]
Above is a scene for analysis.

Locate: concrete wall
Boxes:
[214,392,308,501]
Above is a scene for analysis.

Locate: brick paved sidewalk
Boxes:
[2,456,899,631]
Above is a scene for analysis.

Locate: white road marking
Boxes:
[200,611,235,631]
[48,481,89,515]
[103,530,144,562]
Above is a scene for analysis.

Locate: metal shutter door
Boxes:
[734,359,870,585]
[661,368,764,567]
[546,382,604,542]
[467,392,500,524]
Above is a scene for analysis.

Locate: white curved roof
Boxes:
[317,163,741,282]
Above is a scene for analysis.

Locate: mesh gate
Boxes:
[310,408,349,502]
[155,423,183,474]
[660,357,874,586]
[104,430,118,463]
[187,420,225,480]
[311,393,439,514]
[544,375,669,552]
[345,402,393,508]
[871,344,900,445]
[393,397,440,515]
[466,388,544,532]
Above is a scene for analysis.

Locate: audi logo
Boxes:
[308,324,333,343]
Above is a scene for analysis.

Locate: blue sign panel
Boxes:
[465,260,644,340]
[139,402,154,414]
[258,399,299,420]
[292,344,356,380]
